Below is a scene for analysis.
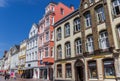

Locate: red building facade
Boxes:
[38,2,74,80]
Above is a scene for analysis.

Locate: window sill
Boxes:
[97,21,105,25]
[64,35,70,38]
[73,30,81,35]
[86,26,92,30]
[89,79,98,80]
[113,14,120,19]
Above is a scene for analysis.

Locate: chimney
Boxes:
[70,4,74,11]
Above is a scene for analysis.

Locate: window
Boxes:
[84,12,92,27]
[88,61,98,79]
[45,47,48,57]
[96,6,105,23]
[57,45,62,59]
[57,27,62,40]
[66,64,72,78]
[65,42,71,57]
[57,64,62,78]
[74,18,80,32]
[117,25,120,37]
[112,0,120,16]
[99,31,109,50]
[89,0,94,3]
[51,6,54,11]
[46,17,50,27]
[46,31,49,41]
[60,8,64,15]
[51,17,54,25]
[86,36,94,53]
[65,23,70,37]
[75,38,82,55]
[32,53,34,60]
[35,51,37,60]
[103,59,115,78]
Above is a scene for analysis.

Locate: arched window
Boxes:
[73,18,80,33]
[84,11,92,27]
[75,38,82,55]
[65,42,71,57]
[95,5,105,23]
[56,27,62,40]
[86,35,94,53]
[99,30,109,49]
[57,45,62,59]
[112,0,120,16]
[64,23,70,37]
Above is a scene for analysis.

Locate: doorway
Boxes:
[75,60,84,81]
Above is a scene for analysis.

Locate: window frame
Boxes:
[65,42,71,58]
[74,18,81,33]
[64,23,70,37]
[75,38,82,55]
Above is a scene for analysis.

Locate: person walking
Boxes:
[4,71,7,80]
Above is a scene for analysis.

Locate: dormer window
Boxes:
[60,8,64,15]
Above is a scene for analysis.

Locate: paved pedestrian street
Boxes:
[0,76,49,81]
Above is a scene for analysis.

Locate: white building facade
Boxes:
[25,23,39,79]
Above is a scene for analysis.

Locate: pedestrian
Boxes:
[4,71,7,80]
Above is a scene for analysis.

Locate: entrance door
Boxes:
[75,60,84,81]
[76,66,83,81]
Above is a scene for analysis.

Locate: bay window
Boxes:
[45,47,48,57]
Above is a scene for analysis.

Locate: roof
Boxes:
[54,9,79,27]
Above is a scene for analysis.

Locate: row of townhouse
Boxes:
[0,1,74,81]
[0,0,120,81]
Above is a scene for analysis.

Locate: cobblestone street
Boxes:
[0,76,50,81]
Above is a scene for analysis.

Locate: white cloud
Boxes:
[0,0,7,7]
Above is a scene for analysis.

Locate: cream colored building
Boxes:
[54,0,120,81]
[18,40,27,74]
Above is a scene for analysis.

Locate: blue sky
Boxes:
[0,0,80,58]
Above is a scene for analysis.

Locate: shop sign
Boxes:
[60,60,66,63]
[92,55,105,59]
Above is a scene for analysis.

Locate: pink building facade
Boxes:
[38,2,74,80]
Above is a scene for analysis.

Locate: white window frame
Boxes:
[112,0,120,16]
[57,45,62,59]
[65,23,70,37]
[45,47,49,57]
[96,6,105,23]
[85,13,91,27]
[74,18,80,32]
[57,27,61,40]
[86,36,94,53]
[99,31,109,50]
[46,31,49,42]
[75,39,82,55]
[117,26,120,37]
[65,42,71,57]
